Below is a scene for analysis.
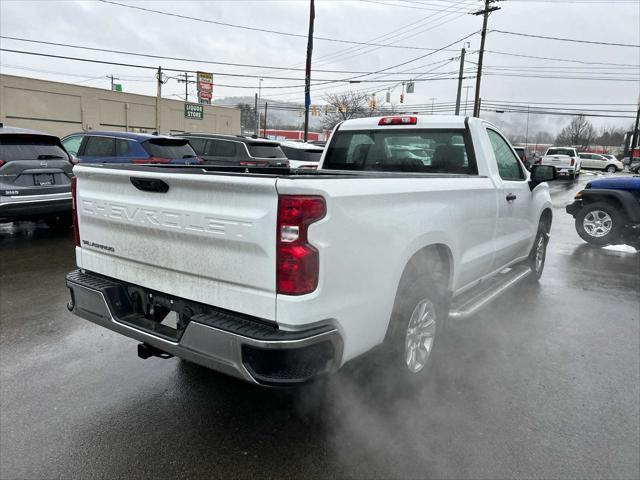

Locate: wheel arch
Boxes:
[385,244,453,341]
[540,208,553,233]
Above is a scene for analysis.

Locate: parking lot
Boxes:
[0,173,638,479]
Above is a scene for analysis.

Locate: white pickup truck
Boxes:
[539,146,582,180]
[66,116,555,386]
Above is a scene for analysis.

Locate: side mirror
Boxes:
[529,164,556,190]
[69,154,79,165]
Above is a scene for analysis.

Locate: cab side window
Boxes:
[62,135,84,156]
[84,136,116,157]
[486,129,525,181]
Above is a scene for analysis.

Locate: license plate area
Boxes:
[34,173,55,186]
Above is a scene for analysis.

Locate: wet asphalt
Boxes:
[1,173,638,480]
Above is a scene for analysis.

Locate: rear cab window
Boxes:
[547,148,575,156]
[142,138,196,160]
[0,134,68,162]
[247,143,286,159]
[322,129,477,174]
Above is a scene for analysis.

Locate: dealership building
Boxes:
[0,74,241,138]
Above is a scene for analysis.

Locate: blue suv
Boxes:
[566,176,640,248]
[61,131,201,165]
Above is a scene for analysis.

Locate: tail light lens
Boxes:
[132,156,171,164]
[71,176,80,247]
[277,195,326,295]
[0,159,5,168]
[571,158,575,166]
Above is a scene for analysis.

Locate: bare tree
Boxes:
[555,115,596,149]
[321,91,372,131]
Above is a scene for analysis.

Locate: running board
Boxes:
[449,265,532,320]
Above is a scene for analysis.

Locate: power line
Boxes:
[0,35,470,76]
[96,0,462,52]
[490,29,640,48]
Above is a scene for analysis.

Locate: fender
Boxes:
[580,189,640,222]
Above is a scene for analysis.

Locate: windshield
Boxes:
[323,129,476,174]
[247,143,286,159]
[0,134,68,161]
[142,138,196,159]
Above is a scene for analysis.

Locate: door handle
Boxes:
[130,177,169,193]
[506,193,517,202]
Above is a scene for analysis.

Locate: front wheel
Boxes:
[605,165,617,174]
[527,226,548,282]
[575,202,623,246]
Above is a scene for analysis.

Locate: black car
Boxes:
[178,133,289,167]
[0,125,73,224]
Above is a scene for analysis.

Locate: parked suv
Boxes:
[61,131,201,165]
[578,152,623,173]
[0,125,73,224]
[179,133,289,167]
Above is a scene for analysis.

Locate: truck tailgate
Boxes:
[541,154,573,168]
[74,166,278,320]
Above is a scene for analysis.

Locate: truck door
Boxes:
[485,128,535,270]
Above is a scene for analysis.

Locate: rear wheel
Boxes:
[575,202,624,246]
[382,276,447,387]
[605,164,617,174]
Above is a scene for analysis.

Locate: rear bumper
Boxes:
[65,270,342,386]
[0,192,72,221]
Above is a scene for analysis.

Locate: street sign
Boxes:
[196,71,213,103]
[406,82,415,94]
[184,103,203,120]
[113,84,122,92]
[197,72,213,84]
[198,99,211,105]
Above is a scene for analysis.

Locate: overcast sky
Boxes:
[1,0,639,135]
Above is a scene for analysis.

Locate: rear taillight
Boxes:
[276,195,326,295]
[239,161,268,167]
[378,116,417,126]
[0,159,5,168]
[132,156,171,164]
[71,176,80,247]
[571,158,575,166]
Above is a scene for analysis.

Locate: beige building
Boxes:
[0,74,241,138]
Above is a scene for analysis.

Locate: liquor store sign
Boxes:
[184,103,203,120]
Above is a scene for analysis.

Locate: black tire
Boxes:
[527,226,548,282]
[605,165,617,174]
[570,171,577,180]
[381,275,447,388]
[575,201,624,246]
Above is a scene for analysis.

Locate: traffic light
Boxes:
[400,93,404,104]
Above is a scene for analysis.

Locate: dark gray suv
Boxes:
[0,125,73,224]
[179,133,289,167]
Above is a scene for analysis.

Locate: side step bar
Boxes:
[449,265,532,319]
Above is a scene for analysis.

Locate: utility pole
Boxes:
[263,102,268,137]
[472,0,500,117]
[463,86,472,115]
[525,104,530,145]
[255,79,263,135]
[106,74,119,91]
[303,0,315,142]
[254,93,258,136]
[631,102,640,162]
[454,46,467,115]
[177,73,195,102]
[155,66,162,134]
